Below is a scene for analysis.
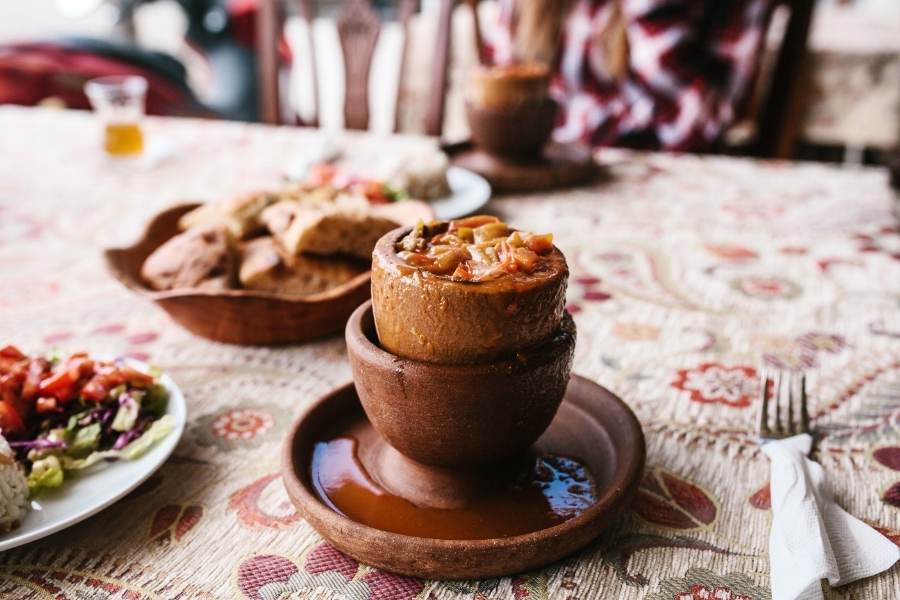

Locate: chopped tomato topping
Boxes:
[448,215,499,232]
[38,357,94,401]
[306,163,337,187]
[398,217,555,282]
[21,358,50,401]
[360,180,389,204]
[0,349,158,438]
[0,345,27,375]
[514,247,540,271]
[0,346,25,361]
[0,400,25,435]
[451,261,474,280]
[524,233,554,254]
[397,251,436,268]
[1,370,30,422]
[35,397,57,414]
[80,363,153,402]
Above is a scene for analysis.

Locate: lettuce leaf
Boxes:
[121,415,175,460]
[60,415,176,470]
[28,455,64,494]
[70,423,101,455]
[141,384,169,418]
[111,395,140,432]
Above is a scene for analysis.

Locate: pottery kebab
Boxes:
[282,215,645,579]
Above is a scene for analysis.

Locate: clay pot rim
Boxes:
[348,300,572,374]
[375,225,567,295]
[281,375,645,549]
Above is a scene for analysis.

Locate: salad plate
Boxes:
[431,167,492,220]
[0,360,186,551]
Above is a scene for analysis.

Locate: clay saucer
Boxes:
[281,375,645,580]
[448,141,601,193]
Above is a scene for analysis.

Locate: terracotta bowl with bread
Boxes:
[106,193,433,345]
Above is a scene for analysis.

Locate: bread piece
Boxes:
[261,201,399,260]
[141,225,236,291]
[258,201,297,237]
[239,236,366,296]
[178,190,279,239]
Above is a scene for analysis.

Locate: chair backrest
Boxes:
[256,0,455,136]
[750,0,816,158]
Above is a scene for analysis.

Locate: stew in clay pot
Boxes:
[371,215,568,365]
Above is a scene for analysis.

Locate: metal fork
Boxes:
[758,369,810,440]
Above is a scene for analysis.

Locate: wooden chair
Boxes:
[256,0,455,136]
[732,0,816,158]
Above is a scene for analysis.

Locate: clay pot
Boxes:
[346,301,576,467]
[371,226,568,365]
[466,98,558,159]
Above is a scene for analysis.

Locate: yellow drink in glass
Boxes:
[104,122,144,156]
[85,76,148,158]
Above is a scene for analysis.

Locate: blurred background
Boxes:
[1,0,898,165]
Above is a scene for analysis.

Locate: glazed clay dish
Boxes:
[282,215,645,579]
[282,374,645,579]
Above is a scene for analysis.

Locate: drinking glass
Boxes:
[84,75,148,157]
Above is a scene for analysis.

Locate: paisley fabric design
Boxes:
[671,364,758,408]
[646,568,770,600]
[234,545,425,600]
[191,402,291,451]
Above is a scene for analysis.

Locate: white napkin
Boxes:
[762,434,900,600]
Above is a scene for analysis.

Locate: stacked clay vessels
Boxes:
[346,223,576,481]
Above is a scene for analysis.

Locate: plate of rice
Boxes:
[0,347,185,550]
[286,144,492,220]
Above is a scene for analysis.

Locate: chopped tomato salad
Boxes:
[304,162,407,204]
[0,346,174,495]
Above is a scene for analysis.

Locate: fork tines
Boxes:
[758,369,809,439]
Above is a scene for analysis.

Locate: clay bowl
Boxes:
[465,98,558,159]
[346,301,576,467]
[281,375,646,579]
[104,204,371,345]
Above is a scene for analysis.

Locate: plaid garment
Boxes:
[490,0,774,151]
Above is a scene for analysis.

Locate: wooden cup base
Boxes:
[450,142,602,193]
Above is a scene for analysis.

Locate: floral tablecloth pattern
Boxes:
[1,107,899,600]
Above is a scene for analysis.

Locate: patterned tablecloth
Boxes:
[1,106,899,600]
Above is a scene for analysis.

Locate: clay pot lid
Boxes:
[281,375,645,579]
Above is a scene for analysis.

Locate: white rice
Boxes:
[0,435,28,532]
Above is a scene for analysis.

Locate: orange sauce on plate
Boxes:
[311,437,597,540]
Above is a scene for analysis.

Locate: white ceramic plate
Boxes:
[431,166,492,220]
[0,362,186,551]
